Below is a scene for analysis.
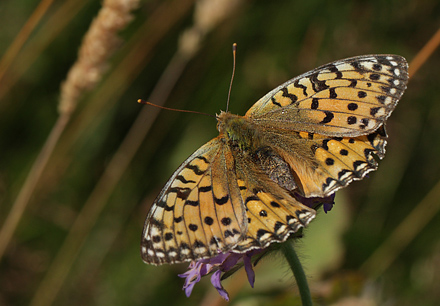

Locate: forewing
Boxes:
[141,137,247,265]
[245,55,408,137]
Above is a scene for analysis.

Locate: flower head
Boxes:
[178,249,261,301]
[178,193,335,300]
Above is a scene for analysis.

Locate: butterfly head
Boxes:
[217,111,262,151]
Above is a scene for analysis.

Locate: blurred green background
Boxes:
[1,0,439,305]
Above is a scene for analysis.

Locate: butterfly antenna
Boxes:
[137,100,216,118]
[226,43,237,113]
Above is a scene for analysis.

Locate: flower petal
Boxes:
[219,252,241,271]
[243,253,255,288]
[323,194,335,213]
[183,280,197,297]
[210,270,229,301]
[178,261,205,297]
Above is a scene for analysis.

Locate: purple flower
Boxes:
[178,194,335,300]
[178,250,261,301]
[294,192,335,213]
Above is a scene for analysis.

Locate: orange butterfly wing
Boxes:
[141,136,316,264]
[141,55,409,264]
[231,152,315,252]
[141,138,247,265]
[246,55,408,137]
[244,55,408,197]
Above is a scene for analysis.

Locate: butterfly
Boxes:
[141,55,408,265]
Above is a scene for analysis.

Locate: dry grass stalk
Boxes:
[0,0,139,272]
[59,0,139,115]
[0,0,55,86]
[29,0,244,304]
[408,27,440,78]
[0,1,86,104]
[179,0,243,59]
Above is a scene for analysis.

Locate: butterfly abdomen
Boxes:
[254,147,298,191]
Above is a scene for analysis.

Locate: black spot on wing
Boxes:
[175,175,196,184]
[320,111,334,124]
[204,217,214,225]
[281,87,298,103]
[347,116,357,125]
[185,200,199,206]
[270,201,280,208]
[328,64,343,79]
[186,164,205,175]
[210,237,220,246]
[349,79,357,88]
[221,217,232,226]
[224,230,234,238]
[152,235,161,243]
[358,91,367,98]
[274,221,284,233]
[174,216,183,223]
[370,74,380,81]
[196,156,209,163]
[214,195,229,205]
[189,224,198,231]
[310,72,330,92]
[150,218,165,230]
[164,205,174,211]
[256,229,270,239]
[245,195,259,205]
[156,200,166,208]
[194,240,205,248]
[373,64,382,71]
[351,61,367,73]
[377,95,387,104]
[294,79,308,96]
[168,187,191,200]
[271,97,282,107]
[338,169,351,180]
[348,103,358,111]
[325,158,335,166]
[199,186,212,192]
[360,118,370,129]
[180,242,190,250]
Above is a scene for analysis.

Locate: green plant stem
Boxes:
[281,241,313,306]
